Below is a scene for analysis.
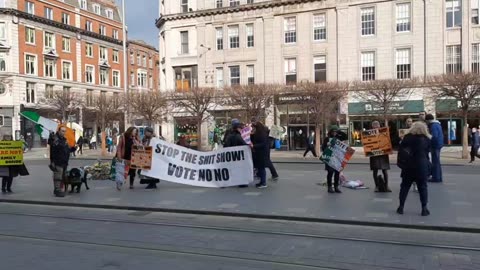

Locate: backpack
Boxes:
[397,145,414,170]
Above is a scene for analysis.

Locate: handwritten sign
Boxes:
[320,138,355,172]
[361,127,393,157]
[130,145,153,170]
[241,126,252,144]
[0,141,24,166]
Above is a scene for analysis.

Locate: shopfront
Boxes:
[348,100,424,147]
[174,117,199,149]
[436,99,480,146]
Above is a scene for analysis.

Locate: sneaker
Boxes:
[271,176,279,182]
[255,184,267,189]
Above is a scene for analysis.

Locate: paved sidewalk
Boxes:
[2,161,479,231]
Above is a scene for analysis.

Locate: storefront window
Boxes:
[174,118,198,149]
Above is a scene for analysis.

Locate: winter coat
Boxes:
[116,135,140,160]
[428,120,444,149]
[224,130,246,147]
[251,131,269,169]
[472,131,480,147]
[399,133,431,180]
[50,133,71,167]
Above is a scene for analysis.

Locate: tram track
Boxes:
[1,211,479,253]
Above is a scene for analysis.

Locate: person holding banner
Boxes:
[139,127,160,189]
[1,135,29,193]
[321,126,343,193]
[369,121,392,193]
[251,121,269,189]
[116,127,141,189]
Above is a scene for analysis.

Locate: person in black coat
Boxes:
[321,126,343,193]
[397,121,432,216]
[251,121,269,189]
[1,135,29,193]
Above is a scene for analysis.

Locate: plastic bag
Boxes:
[115,160,125,188]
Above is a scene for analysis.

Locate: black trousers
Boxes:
[129,169,136,186]
[266,159,279,178]
[303,145,317,157]
[326,167,339,188]
[1,177,13,191]
[399,177,428,208]
[471,145,479,161]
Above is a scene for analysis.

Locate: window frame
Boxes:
[395,48,412,79]
[216,27,224,50]
[45,84,54,99]
[230,0,240,7]
[26,1,35,15]
[180,31,189,54]
[26,82,36,104]
[229,65,240,86]
[93,4,101,15]
[247,65,255,85]
[105,9,114,19]
[112,70,120,87]
[44,58,56,78]
[137,70,148,87]
[62,36,71,52]
[216,0,223,8]
[25,27,35,45]
[24,53,37,75]
[99,46,108,61]
[62,60,72,80]
[99,25,106,36]
[228,25,239,49]
[361,7,376,36]
[181,0,188,13]
[396,2,411,32]
[86,42,93,58]
[99,68,109,86]
[85,64,95,84]
[112,50,119,63]
[473,43,480,73]
[113,29,119,39]
[473,0,480,25]
[216,67,224,88]
[85,21,93,31]
[61,12,70,25]
[284,58,297,85]
[0,52,6,72]
[446,0,462,28]
[446,45,462,74]
[313,14,327,41]
[313,56,327,82]
[360,51,376,81]
[80,0,87,10]
[44,7,53,20]
[284,17,297,44]
[246,24,254,48]
[43,31,55,50]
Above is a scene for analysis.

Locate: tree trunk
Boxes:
[315,124,321,157]
[197,117,203,151]
[101,117,107,156]
[462,114,469,159]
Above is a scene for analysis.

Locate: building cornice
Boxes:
[0,8,123,46]
[127,40,159,52]
[155,0,326,28]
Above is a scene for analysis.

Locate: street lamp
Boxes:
[122,0,129,131]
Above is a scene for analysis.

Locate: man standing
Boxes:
[303,131,317,159]
[419,111,427,122]
[49,126,72,197]
[425,114,444,183]
[470,127,480,163]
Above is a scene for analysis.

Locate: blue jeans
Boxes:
[257,167,267,186]
[430,149,442,182]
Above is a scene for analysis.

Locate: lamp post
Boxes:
[122,0,129,131]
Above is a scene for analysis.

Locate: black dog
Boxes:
[65,168,90,193]
[376,175,387,192]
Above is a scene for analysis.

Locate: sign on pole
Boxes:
[361,127,393,157]
[0,141,24,166]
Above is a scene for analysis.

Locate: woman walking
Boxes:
[251,121,269,189]
[369,121,392,192]
[321,126,342,194]
[397,122,432,216]
[116,127,140,189]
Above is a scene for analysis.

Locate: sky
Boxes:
[117,0,159,48]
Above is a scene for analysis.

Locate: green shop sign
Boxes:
[436,99,480,112]
[348,100,424,115]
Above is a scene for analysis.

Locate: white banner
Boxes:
[141,138,254,188]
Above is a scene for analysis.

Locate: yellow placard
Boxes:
[130,145,153,170]
[361,127,393,157]
[0,141,24,166]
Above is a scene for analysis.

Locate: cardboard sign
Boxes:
[320,138,355,172]
[361,127,393,157]
[0,141,24,166]
[130,145,153,170]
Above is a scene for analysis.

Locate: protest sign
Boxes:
[141,138,254,188]
[320,138,355,172]
[361,127,393,157]
[241,126,252,144]
[0,141,24,166]
[130,145,153,170]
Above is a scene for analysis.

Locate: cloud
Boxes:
[117,0,158,49]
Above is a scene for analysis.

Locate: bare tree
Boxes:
[224,84,279,123]
[351,79,417,126]
[42,90,84,122]
[429,72,480,159]
[129,90,168,127]
[296,82,347,154]
[93,92,123,155]
[172,87,217,150]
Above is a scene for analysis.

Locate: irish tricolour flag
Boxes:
[19,111,76,147]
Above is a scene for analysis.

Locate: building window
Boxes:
[44,32,55,49]
[180,31,189,54]
[246,24,254,48]
[284,17,297,44]
[113,70,120,87]
[62,37,70,52]
[285,58,297,85]
[80,0,87,10]
[446,45,462,73]
[26,82,35,103]
[314,56,326,82]
[473,0,480,24]
[26,27,35,44]
[361,52,375,81]
[93,4,100,14]
[361,7,375,36]
[396,48,411,79]
[44,7,53,20]
[229,66,240,85]
[143,56,147,67]
[85,65,94,83]
[99,46,107,60]
[230,0,240,7]
[62,13,70,25]
[26,1,35,15]
[137,70,147,87]
[181,0,188,12]
[44,59,56,78]
[446,0,462,28]
[106,9,114,19]
[396,3,411,32]
[228,25,239,49]
[149,58,153,68]
[216,0,222,8]
[0,22,4,41]
[86,90,94,107]
[62,61,72,80]
[247,0,254,3]
[113,50,119,63]
[313,14,326,41]
[45,84,54,99]
[100,69,108,85]
[86,43,93,57]
[174,66,197,91]
[137,54,141,65]
[25,54,36,75]
[85,21,93,31]
[130,72,135,85]
[0,53,5,71]
[216,67,224,88]
[99,25,106,36]
[473,43,480,73]
[149,75,153,89]
[216,27,223,50]
[113,29,119,39]
[247,65,255,85]
[130,52,134,65]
